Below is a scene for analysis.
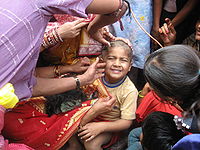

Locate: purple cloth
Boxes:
[172,134,200,150]
[0,0,92,100]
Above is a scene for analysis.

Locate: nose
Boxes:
[113,59,121,66]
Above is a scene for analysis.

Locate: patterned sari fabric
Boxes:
[2,97,96,150]
[43,14,102,65]
[2,79,109,150]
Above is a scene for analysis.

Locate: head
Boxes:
[144,45,200,109]
[101,40,133,83]
[195,16,200,41]
[142,111,186,150]
[45,89,87,116]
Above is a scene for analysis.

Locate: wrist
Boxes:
[73,76,81,91]
[138,90,145,98]
[77,74,88,87]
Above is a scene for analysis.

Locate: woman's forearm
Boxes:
[172,0,198,27]
[153,0,163,28]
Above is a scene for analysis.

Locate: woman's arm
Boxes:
[86,0,121,14]
[35,57,91,78]
[172,0,198,27]
[86,0,128,45]
[152,0,163,31]
[33,57,105,96]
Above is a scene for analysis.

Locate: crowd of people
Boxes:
[0,0,200,150]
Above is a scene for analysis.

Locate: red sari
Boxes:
[2,97,95,150]
[2,79,109,150]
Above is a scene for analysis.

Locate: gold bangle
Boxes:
[138,90,144,98]
[54,65,60,77]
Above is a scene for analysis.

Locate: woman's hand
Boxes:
[57,19,88,39]
[151,26,161,51]
[78,57,106,86]
[159,18,176,46]
[71,57,91,73]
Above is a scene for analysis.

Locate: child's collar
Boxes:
[102,75,127,88]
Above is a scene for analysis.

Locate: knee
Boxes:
[84,140,102,150]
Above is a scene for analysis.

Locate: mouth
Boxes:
[196,30,200,35]
[110,68,122,73]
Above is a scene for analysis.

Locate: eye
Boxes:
[107,56,115,60]
[121,58,129,62]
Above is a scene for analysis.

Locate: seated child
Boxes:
[78,40,138,150]
[142,111,186,150]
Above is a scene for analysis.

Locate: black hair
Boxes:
[102,40,133,62]
[144,45,200,110]
[142,111,186,150]
[45,90,87,116]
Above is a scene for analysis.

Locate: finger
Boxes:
[82,57,91,64]
[76,21,89,29]
[97,68,105,73]
[73,19,85,25]
[80,133,92,140]
[85,135,95,142]
[158,28,163,34]
[168,23,176,35]
[81,66,89,71]
[98,38,111,47]
[81,57,91,65]
[165,18,171,25]
[161,26,167,35]
[107,95,116,106]
[96,73,105,79]
[170,24,176,34]
[96,62,106,69]
[78,130,89,137]
[163,23,169,34]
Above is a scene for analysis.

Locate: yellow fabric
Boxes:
[0,83,19,109]
[99,77,138,121]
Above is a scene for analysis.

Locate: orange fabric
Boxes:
[136,91,182,123]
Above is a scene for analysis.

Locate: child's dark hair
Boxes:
[144,45,200,110]
[45,90,87,116]
[102,40,133,62]
[142,111,186,150]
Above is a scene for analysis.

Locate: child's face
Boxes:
[195,20,200,41]
[104,47,131,83]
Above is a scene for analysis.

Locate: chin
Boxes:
[195,32,200,41]
[195,36,200,41]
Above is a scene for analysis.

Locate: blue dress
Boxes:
[112,0,152,69]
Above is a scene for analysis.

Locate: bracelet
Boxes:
[73,76,81,91]
[138,90,144,98]
[42,27,63,49]
[54,65,61,77]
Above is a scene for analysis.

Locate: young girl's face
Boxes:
[195,20,200,41]
[104,46,131,83]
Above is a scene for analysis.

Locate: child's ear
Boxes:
[128,65,131,71]
[128,61,132,71]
